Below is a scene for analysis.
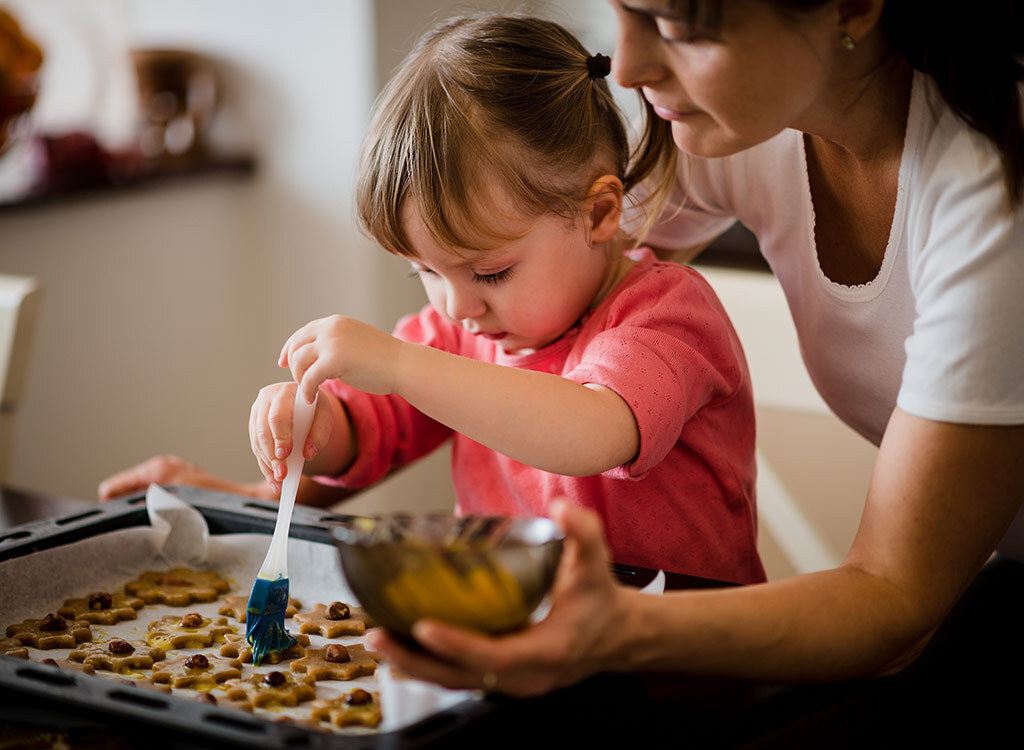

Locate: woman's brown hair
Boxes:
[356,13,642,256]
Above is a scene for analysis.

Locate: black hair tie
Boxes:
[586,53,611,80]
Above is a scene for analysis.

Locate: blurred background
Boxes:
[0,0,876,581]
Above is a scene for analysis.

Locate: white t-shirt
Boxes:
[633,71,1024,559]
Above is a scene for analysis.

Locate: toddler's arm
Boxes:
[280,315,639,477]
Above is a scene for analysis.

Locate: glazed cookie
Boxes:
[151,652,242,690]
[124,568,230,606]
[146,613,236,650]
[57,591,144,625]
[69,638,165,674]
[310,689,382,728]
[39,657,95,674]
[289,643,377,682]
[293,602,373,638]
[218,632,309,664]
[217,594,302,624]
[0,638,28,659]
[5,614,92,649]
[221,671,316,709]
[106,675,173,694]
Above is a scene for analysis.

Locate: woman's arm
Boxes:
[368,409,1024,693]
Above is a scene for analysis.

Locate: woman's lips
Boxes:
[651,103,698,121]
[479,331,507,341]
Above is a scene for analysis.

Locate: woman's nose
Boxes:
[613,14,663,90]
[445,282,485,322]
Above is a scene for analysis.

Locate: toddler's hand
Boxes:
[249,381,335,491]
[279,315,404,404]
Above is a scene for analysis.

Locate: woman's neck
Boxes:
[796,39,914,167]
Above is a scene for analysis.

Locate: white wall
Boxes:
[0,0,406,503]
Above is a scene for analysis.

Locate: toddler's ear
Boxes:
[586,175,623,244]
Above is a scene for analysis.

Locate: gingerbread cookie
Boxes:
[5,614,92,649]
[57,591,144,625]
[39,656,95,674]
[146,613,236,650]
[310,689,382,728]
[221,671,316,709]
[293,602,373,638]
[217,594,302,624]
[68,638,165,674]
[124,568,230,606]
[151,652,242,690]
[0,638,28,659]
[289,643,377,681]
[218,632,309,664]
[107,675,172,693]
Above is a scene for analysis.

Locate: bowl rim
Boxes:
[327,512,565,549]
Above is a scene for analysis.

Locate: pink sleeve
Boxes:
[564,269,747,480]
[312,308,457,489]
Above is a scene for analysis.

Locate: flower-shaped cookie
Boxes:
[289,644,377,681]
[5,614,92,649]
[0,637,28,659]
[217,594,302,624]
[69,638,165,674]
[124,568,230,606]
[293,602,373,638]
[151,652,242,690]
[218,632,309,664]
[57,591,144,625]
[221,671,316,709]
[39,657,94,674]
[146,613,236,650]
[310,689,382,728]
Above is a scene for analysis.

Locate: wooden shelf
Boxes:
[0,153,256,215]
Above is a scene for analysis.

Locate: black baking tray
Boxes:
[0,486,725,749]
[0,487,499,749]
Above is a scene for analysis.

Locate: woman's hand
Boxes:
[249,381,350,493]
[366,501,633,696]
[279,315,405,405]
[97,455,275,502]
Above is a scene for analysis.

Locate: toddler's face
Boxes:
[402,199,616,355]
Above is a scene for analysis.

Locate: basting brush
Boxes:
[246,389,317,666]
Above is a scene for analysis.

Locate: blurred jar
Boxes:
[131,49,216,165]
[0,8,43,157]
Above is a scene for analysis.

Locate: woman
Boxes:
[365,0,1024,730]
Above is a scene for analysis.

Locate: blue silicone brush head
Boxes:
[245,576,297,666]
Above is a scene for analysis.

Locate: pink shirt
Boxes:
[318,249,763,583]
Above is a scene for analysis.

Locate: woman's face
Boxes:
[610,0,839,157]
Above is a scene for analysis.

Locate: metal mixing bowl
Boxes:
[330,514,564,639]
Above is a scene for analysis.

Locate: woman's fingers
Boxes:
[366,630,486,691]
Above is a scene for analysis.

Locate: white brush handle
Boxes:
[257,389,317,580]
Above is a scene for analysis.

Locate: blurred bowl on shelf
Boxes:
[331,514,564,640]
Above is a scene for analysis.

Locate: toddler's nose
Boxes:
[445,282,486,322]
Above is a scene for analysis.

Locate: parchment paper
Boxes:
[0,484,475,733]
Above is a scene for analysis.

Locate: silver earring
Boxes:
[840,32,856,50]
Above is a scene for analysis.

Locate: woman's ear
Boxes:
[836,0,886,46]
[586,174,624,244]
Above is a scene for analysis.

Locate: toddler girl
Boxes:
[249,13,764,583]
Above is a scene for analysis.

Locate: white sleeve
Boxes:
[623,152,738,250]
[898,130,1024,425]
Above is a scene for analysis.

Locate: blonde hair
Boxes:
[357,13,658,256]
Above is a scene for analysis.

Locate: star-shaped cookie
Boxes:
[289,643,377,681]
[217,594,302,624]
[293,602,373,638]
[68,638,165,674]
[146,613,236,650]
[150,652,242,690]
[124,568,230,606]
[218,632,309,664]
[58,591,144,625]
